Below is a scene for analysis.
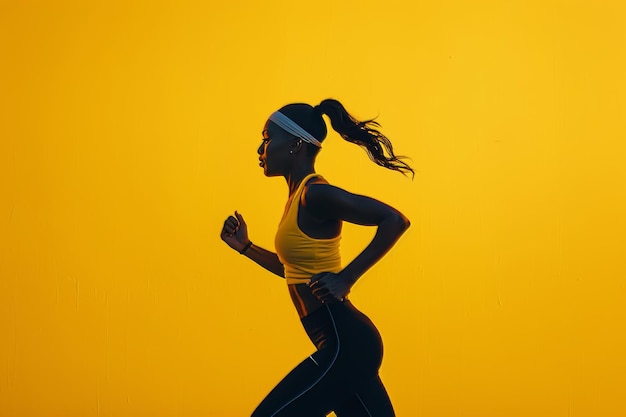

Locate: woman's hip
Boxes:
[302,300,383,354]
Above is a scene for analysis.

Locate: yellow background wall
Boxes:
[1,1,625,416]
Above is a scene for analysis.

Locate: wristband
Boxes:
[239,241,253,255]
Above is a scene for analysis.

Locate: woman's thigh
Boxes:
[333,375,395,417]
[250,350,343,417]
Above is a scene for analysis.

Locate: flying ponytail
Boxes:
[314,99,414,178]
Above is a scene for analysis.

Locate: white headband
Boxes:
[269,111,322,148]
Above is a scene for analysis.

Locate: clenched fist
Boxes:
[220,211,250,252]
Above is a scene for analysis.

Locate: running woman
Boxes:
[221,99,413,417]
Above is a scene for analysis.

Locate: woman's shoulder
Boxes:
[301,176,350,208]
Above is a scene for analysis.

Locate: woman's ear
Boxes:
[290,139,303,154]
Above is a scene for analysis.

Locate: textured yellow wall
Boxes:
[1,1,625,416]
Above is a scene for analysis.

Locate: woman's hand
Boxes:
[308,272,353,303]
[220,211,249,252]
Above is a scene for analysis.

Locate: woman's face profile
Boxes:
[258,120,292,177]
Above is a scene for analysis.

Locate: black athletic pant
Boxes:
[251,300,395,417]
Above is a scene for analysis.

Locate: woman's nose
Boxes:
[257,142,264,155]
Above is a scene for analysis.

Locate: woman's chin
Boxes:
[260,164,283,177]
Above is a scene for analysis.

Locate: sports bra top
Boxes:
[274,173,342,285]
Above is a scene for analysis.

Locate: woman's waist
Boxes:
[288,283,350,319]
[283,265,342,285]
[288,283,325,319]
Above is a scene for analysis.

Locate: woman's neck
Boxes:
[285,167,316,196]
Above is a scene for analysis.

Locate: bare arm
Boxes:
[241,243,285,278]
[220,211,285,278]
[304,184,410,300]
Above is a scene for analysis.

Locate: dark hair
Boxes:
[276,99,414,178]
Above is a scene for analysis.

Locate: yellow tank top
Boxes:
[275,173,342,285]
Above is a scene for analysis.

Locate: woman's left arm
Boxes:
[305,184,410,301]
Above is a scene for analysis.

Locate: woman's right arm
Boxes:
[220,211,285,278]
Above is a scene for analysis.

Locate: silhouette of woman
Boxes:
[220,99,413,417]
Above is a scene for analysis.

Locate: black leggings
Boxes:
[251,300,395,417]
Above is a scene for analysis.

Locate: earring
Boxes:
[289,150,293,154]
